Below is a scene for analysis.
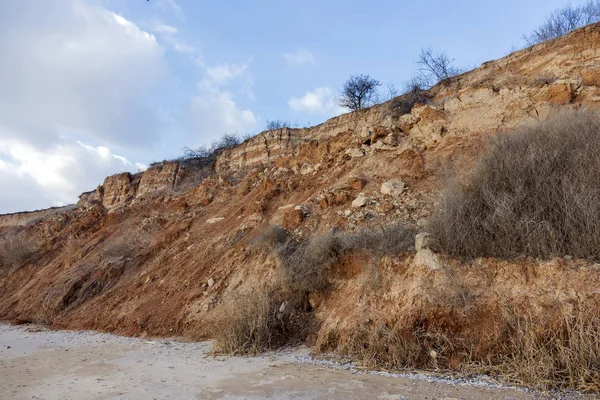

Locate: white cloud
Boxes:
[152,22,198,54]
[202,59,255,100]
[0,137,143,211]
[283,48,316,66]
[288,87,344,116]
[0,0,165,213]
[189,88,258,143]
[0,0,168,149]
[206,62,250,86]
[157,0,184,19]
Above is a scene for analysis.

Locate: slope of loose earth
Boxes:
[1,23,600,392]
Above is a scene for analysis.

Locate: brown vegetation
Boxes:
[207,289,286,355]
[428,110,600,259]
[0,229,39,274]
[337,311,600,393]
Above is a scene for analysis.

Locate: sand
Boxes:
[0,323,587,399]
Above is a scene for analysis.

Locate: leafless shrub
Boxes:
[524,0,600,45]
[389,84,432,116]
[265,120,291,131]
[428,110,600,260]
[342,224,415,258]
[335,74,382,111]
[207,289,287,355]
[101,236,135,260]
[256,224,415,295]
[0,230,39,272]
[416,47,463,88]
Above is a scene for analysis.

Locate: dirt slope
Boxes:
[1,22,600,390]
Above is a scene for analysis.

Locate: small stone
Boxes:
[349,177,367,191]
[300,163,315,175]
[206,217,225,224]
[345,148,365,158]
[380,179,405,197]
[207,278,215,287]
[376,201,394,213]
[384,133,399,146]
[351,195,370,209]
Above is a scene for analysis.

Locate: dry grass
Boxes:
[207,289,287,355]
[496,310,600,392]
[428,110,600,259]
[334,311,600,393]
[0,230,39,273]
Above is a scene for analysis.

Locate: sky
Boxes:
[0,0,588,213]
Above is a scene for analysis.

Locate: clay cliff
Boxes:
[1,23,600,391]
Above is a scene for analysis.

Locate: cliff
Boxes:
[1,22,600,391]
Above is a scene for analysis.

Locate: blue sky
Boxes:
[0,0,589,213]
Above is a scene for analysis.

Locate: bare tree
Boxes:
[181,133,241,160]
[265,120,290,130]
[335,74,382,111]
[524,0,600,45]
[417,47,462,87]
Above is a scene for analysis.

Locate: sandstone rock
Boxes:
[334,191,353,205]
[300,163,315,175]
[359,126,373,139]
[206,217,225,224]
[413,248,441,270]
[415,232,432,251]
[381,179,405,197]
[282,208,304,230]
[376,201,394,213]
[207,278,215,287]
[345,148,365,158]
[352,195,370,208]
[384,133,399,146]
[349,177,367,191]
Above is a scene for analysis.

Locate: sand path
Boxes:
[0,323,586,399]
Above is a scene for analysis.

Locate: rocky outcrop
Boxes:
[76,161,211,211]
[0,205,77,228]
[218,23,600,173]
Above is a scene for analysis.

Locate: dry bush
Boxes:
[0,230,39,272]
[335,311,600,392]
[428,110,600,259]
[497,311,600,392]
[389,85,432,116]
[207,289,287,355]
[340,324,467,371]
[101,235,136,260]
[256,224,415,295]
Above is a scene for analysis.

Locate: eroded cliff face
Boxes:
[1,24,600,362]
